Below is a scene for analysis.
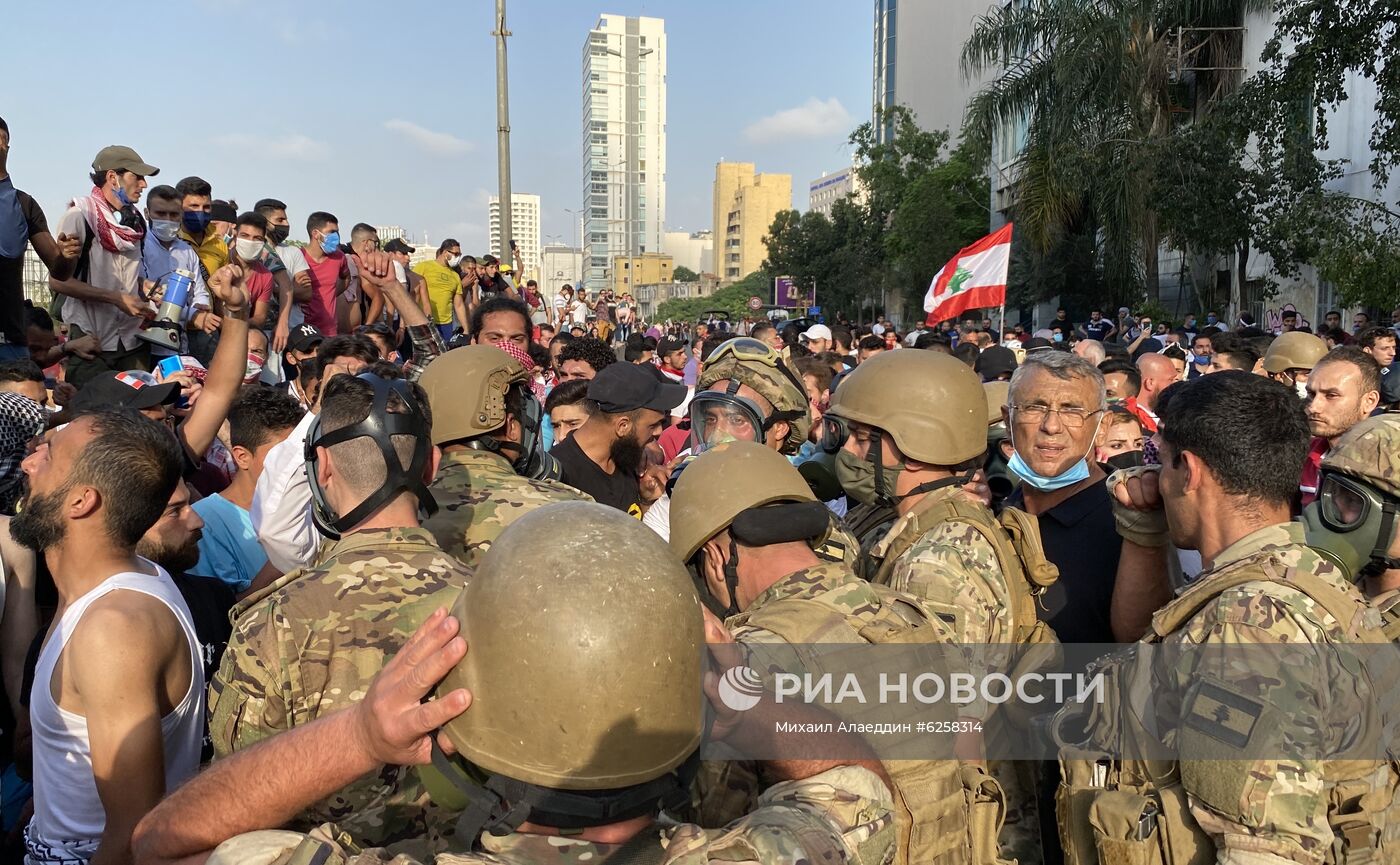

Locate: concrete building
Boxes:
[408,234,437,268]
[808,167,867,218]
[613,252,673,295]
[872,0,989,142]
[582,14,667,292]
[662,229,713,275]
[489,193,542,280]
[374,225,406,244]
[541,244,584,307]
[713,163,791,283]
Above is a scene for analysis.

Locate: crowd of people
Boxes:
[4,126,1400,865]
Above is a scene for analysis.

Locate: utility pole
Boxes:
[494,0,513,262]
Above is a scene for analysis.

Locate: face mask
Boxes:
[1006,415,1102,491]
[447,254,463,267]
[1295,380,1309,400]
[183,211,211,234]
[267,224,290,245]
[1052,332,1064,343]
[1302,475,1400,582]
[150,219,181,243]
[234,238,264,262]
[1206,315,1218,326]
[1103,450,1145,472]
[320,231,341,254]
[835,449,899,505]
[115,185,133,206]
[244,355,265,384]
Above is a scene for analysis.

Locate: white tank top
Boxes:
[25,563,204,865]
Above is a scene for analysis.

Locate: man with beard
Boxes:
[14,410,202,864]
[135,480,236,762]
[551,361,683,517]
[1300,346,1383,506]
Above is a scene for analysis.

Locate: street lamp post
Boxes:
[493,0,513,260]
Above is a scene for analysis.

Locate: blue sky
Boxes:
[5,0,872,255]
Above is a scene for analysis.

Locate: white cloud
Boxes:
[209,133,328,161]
[383,119,474,156]
[743,97,855,144]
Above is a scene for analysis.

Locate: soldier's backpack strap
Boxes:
[1149,552,1387,644]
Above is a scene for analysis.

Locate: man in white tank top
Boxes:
[13,410,203,865]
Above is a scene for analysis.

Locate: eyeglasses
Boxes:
[1010,404,1102,428]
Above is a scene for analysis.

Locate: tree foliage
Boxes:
[655,271,769,322]
[672,265,699,282]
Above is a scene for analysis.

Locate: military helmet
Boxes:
[695,337,810,453]
[984,381,1010,430]
[1320,414,1400,499]
[826,349,988,465]
[669,440,817,562]
[417,345,526,445]
[438,501,703,790]
[1263,331,1328,374]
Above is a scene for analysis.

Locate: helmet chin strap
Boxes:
[1362,501,1400,578]
[871,433,974,509]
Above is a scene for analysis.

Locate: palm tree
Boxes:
[962,0,1264,302]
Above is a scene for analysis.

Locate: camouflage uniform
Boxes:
[206,764,895,865]
[1059,522,1400,865]
[423,449,591,568]
[209,528,471,855]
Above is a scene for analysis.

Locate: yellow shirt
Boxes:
[412,260,461,325]
[178,225,229,280]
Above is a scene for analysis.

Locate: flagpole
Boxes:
[999,302,1005,343]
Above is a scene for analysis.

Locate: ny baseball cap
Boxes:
[287,323,325,354]
[91,145,159,177]
[657,337,689,356]
[71,370,179,412]
[384,238,415,255]
[587,362,687,414]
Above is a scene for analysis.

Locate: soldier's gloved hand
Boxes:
[1106,465,1169,547]
[352,608,471,766]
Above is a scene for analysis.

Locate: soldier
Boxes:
[1302,414,1400,619]
[820,348,1058,864]
[1065,371,1399,864]
[135,503,897,865]
[208,373,471,854]
[1261,330,1328,398]
[417,344,590,567]
[670,439,1001,865]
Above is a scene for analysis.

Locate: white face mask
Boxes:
[1295,380,1309,400]
[150,219,181,243]
[447,254,463,268]
[234,238,264,262]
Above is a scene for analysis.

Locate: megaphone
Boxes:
[137,269,194,352]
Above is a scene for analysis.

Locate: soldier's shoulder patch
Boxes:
[1183,680,1264,749]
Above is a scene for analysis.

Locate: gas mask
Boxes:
[468,383,561,483]
[1302,473,1400,582]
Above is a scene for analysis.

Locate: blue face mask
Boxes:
[1052,332,1064,343]
[183,211,211,234]
[1205,314,1218,325]
[320,231,341,254]
[114,185,133,206]
[1008,449,1091,491]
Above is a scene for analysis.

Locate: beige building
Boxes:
[713,162,791,283]
[613,252,673,295]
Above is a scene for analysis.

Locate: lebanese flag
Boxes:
[924,223,1013,326]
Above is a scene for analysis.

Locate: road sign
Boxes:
[747,296,763,310]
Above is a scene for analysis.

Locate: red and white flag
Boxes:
[923,223,1013,326]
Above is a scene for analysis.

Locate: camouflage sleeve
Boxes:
[662,765,895,865]
[208,598,296,758]
[1173,588,1370,865]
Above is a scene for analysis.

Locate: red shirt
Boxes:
[1299,436,1329,506]
[303,250,348,335]
[245,263,274,310]
[659,423,691,463]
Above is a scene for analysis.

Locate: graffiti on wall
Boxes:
[1265,303,1311,333]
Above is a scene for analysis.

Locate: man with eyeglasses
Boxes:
[50,146,161,387]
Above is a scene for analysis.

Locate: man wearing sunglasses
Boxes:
[1097,371,1396,865]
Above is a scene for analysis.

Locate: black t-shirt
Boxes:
[552,435,643,517]
[0,189,48,346]
[1006,481,1121,644]
[169,570,236,763]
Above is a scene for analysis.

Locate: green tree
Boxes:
[672,265,699,282]
[962,0,1265,302]
[655,271,769,323]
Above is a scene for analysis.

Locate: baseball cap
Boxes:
[384,238,414,255]
[587,362,687,414]
[210,200,238,222]
[91,145,159,177]
[1022,336,1054,352]
[286,323,324,354]
[71,370,179,412]
[657,337,688,356]
[801,324,833,342]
